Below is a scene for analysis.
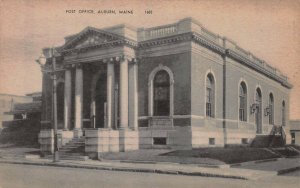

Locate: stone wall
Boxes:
[85,129,139,159]
[138,52,191,119]
[39,129,74,154]
[138,126,192,150]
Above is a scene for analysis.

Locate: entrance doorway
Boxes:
[94,73,107,128]
[255,88,262,134]
[57,82,64,129]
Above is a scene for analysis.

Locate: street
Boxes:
[0,163,299,188]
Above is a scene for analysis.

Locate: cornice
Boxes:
[138,32,225,55]
[191,32,225,55]
[226,49,292,89]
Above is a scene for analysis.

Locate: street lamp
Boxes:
[36,48,59,162]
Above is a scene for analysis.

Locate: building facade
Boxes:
[39,18,292,157]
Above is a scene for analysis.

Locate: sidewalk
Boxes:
[0,155,279,180]
[232,157,300,175]
[0,145,299,180]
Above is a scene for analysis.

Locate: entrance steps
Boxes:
[250,135,285,148]
[44,137,89,161]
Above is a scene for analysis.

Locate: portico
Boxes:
[62,57,137,132]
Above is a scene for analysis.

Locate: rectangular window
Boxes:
[153,137,167,145]
[241,138,248,144]
[209,138,215,145]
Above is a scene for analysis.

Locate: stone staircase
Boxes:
[250,135,285,148]
[45,137,89,161]
[269,135,285,147]
[250,125,286,148]
[250,135,272,148]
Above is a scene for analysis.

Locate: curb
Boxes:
[230,158,281,167]
[113,159,229,168]
[277,166,300,175]
[0,159,246,180]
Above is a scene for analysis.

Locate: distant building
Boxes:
[0,94,33,129]
[26,92,42,102]
[290,120,300,145]
[1,92,42,146]
[4,93,42,122]
[38,18,292,157]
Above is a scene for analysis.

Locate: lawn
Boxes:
[160,147,283,164]
[102,146,300,165]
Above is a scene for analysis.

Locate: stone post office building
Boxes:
[39,18,292,157]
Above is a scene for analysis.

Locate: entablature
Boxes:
[42,17,292,89]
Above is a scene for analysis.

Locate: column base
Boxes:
[85,129,139,159]
[73,129,83,138]
[119,129,139,152]
[61,130,74,145]
[38,129,54,154]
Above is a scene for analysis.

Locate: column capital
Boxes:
[64,64,72,69]
[102,58,108,63]
[127,57,138,64]
[123,55,137,63]
[75,63,82,69]
[102,56,124,64]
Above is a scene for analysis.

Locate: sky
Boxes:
[0,0,299,119]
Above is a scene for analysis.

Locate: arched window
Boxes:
[206,74,215,117]
[239,82,247,121]
[153,70,170,116]
[282,101,286,126]
[269,93,274,125]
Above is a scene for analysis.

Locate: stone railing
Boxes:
[227,42,289,83]
[235,45,251,58]
[145,24,178,40]
[279,74,288,81]
[265,64,276,74]
[200,27,220,43]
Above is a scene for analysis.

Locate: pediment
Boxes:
[61,27,122,51]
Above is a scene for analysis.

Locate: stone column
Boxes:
[106,60,115,129]
[119,58,129,129]
[128,59,138,130]
[64,69,71,130]
[74,64,83,137]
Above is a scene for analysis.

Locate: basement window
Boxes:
[209,138,215,145]
[153,137,167,145]
[242,138,248,144]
